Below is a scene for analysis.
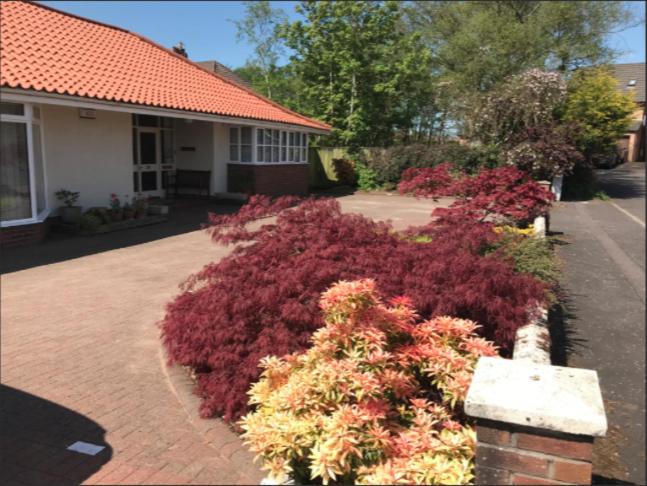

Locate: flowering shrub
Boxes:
[470,69,567,146]
[241,279,498,484]
[161,197,546,421]
[493,224,535,237]
[109,193,120,210]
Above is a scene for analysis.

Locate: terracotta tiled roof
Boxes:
[0,1,330,131]
[608,62,645,104]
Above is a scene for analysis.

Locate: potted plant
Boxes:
[55,189,82,224]
[122,195,134,220]
[133,195,149,219]
[109,193,123,221]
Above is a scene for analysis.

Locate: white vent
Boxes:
[628,80,637,86]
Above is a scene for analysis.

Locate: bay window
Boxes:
[229,126,308,164]
[1,102,47,226]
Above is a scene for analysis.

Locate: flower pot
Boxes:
[123,209,135,220]
[60,206,82,224]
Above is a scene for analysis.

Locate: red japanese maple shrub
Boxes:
[397,163,458,198]
[161,196,547,421]
[433,167,554,225]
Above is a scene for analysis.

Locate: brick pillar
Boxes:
[476,419,594,485]
[466,357,607,486]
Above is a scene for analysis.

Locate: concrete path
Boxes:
[551,162,645,484]
[0,193,444,485]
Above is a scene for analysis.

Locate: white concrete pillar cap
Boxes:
[465,357,607,437]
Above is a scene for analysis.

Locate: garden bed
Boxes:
[80,214,169,235]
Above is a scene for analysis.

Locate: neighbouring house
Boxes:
[0,1,330,246]
[609,62,645,163]
[196,60,253,90]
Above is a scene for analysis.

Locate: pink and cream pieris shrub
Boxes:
[240,279,498,485]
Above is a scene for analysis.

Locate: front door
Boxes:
[134,128,162,196]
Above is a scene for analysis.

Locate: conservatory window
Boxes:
[229,126,309,164]
[0,102,47,226]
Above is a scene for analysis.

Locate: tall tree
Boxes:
[563,67,635,160]
[282,1,433,149]
[232,1,287,99]
[406,1,638,94]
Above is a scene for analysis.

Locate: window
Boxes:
[229,126,309,164]
[229,127,239,161]
[256,128,281,163]
[241,127,252,162]
[0,102,47,225]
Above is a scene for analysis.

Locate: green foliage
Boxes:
[491,235,560,300]
[354,162,380,191]
[282,1,433,149]
[358,143,500,187]
[562,165,598,200]
[79,213,101,233]
[232,1,288,100]
[55,189,80,207]
[594,191,611,201]
[563,67,635,160]
[405,1,636,96]
[233,63,305,110]
[331,158,357,186]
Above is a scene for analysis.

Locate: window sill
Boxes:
[0,209,51,228]
[228,162,308,166]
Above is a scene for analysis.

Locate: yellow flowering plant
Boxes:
[493,224,535,236]
[240,279,498,485]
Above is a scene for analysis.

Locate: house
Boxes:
[609,62,645,162]
[0,1,330,246]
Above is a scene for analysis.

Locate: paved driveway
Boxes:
[0,193,445,485]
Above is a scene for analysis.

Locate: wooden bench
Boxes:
[172,169,211,197]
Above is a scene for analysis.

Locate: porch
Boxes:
[1,98,315,248]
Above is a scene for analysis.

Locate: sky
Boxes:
[40,0,646,69]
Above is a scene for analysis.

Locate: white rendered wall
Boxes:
[41,104,132,212]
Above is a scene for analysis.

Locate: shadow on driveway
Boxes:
[0,385,112,485]
[1,198,242,274]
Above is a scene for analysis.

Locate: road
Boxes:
[551,162,645,484]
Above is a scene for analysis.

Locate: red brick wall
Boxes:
[0,220,49,248]
[227,163,308,196]
[475,420,593,485]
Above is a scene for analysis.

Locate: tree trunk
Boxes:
[348,72,356,130]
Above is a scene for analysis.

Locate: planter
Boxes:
[79,214,168,235]
[60,206,82,224]
[134,208,148,219]
[123,209,135,220]
[148,204,169,215]
[109,208,123,222]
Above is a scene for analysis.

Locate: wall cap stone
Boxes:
[466,357,607,437]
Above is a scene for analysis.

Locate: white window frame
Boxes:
[229,125,309,165]
[0,102,50,227]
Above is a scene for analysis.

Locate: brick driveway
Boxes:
[0,193,445,485]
